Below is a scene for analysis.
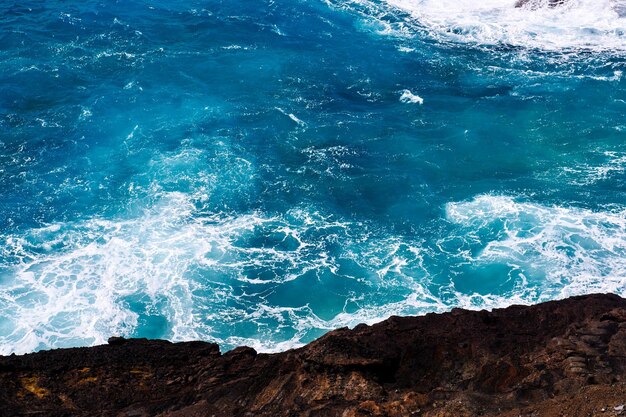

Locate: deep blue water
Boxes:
[1,0,626,354]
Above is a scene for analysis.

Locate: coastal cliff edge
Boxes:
[3,294,626,416]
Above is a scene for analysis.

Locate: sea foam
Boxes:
[446,195,626,300]
[336,0,626,53]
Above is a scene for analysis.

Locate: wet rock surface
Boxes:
[515,0,567,8]
[3,294,626,416]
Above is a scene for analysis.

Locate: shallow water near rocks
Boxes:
[1,0,626,354]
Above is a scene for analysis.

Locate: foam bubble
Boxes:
[399,89,424,104]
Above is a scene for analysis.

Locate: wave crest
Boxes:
[333,0,626,53]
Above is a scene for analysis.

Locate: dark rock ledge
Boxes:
[3,294,626,416]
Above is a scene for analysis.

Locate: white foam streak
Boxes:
[564,151,626,185]
[446,195,626,299]
[5,190,626,355]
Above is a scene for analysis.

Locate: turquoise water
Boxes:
[1,0,626,354]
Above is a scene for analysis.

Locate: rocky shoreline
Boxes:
[3,294,626,416]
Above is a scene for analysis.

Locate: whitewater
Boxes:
[1,0,625,354]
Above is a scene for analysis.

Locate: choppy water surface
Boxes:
[1,0,626,354]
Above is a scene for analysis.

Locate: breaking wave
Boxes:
[330,0,626,52]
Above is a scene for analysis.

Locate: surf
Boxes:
[336,0,626,53]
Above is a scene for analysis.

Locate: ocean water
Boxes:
[1,0,626,355]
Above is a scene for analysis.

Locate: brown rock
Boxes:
[2,294,626,416]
